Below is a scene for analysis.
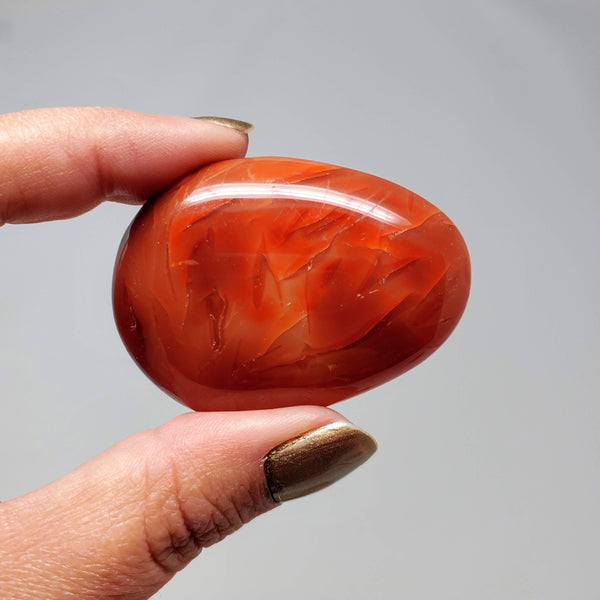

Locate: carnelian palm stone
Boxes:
[113,157,470,411]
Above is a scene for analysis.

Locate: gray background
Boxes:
[1,1,599,598]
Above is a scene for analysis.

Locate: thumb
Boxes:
[0,406,376,600]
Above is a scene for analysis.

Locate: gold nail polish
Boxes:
[264,422,377,502]
[193,116,254,134]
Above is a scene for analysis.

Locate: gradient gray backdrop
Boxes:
[1,1,599,598]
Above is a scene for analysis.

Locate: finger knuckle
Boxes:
[139,431,267,575]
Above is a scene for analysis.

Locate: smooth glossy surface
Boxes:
[113,157,470,410]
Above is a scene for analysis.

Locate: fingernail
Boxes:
[192,116,254,134]
[264,422,377,502]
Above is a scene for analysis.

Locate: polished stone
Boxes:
[113,157,470,410]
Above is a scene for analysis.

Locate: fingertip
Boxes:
[0,405,375,597]
[155,405,348,460]
[0,107,251,224]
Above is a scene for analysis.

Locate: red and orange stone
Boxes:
[113,157,470,410]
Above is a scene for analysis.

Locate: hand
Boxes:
[0,108,376,599]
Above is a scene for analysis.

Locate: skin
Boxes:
[0,108,348,599]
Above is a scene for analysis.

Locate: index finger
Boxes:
[0,107,250,225]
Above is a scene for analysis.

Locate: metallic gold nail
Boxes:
[193,116,254,134]
[264,422,377,502]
